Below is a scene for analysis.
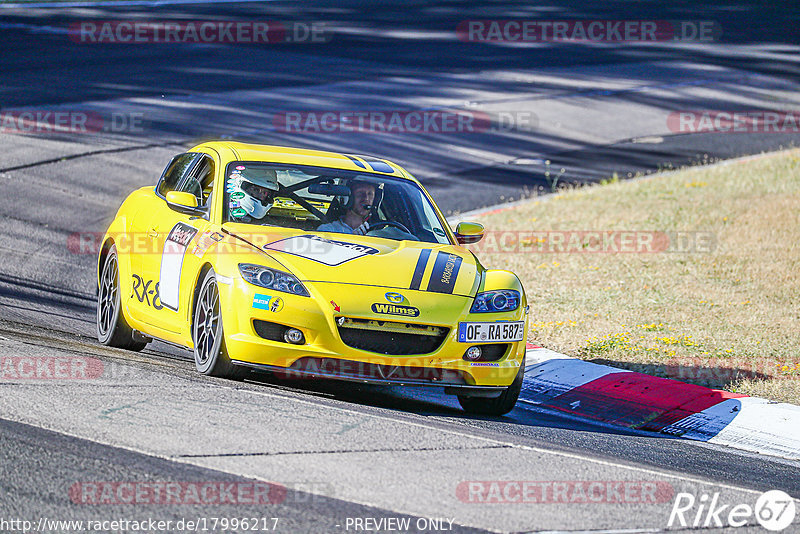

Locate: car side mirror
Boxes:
[165,191,204,215]
[166,191,198,208]
[454,221,484,245]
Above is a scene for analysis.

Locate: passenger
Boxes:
[228,168,279,224]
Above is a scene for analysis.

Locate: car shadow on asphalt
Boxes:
[242,368,654,437]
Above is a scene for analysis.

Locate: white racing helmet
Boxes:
[229,167,279,220]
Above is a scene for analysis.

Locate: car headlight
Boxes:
[470,290,520,313]
[238,263,310,297]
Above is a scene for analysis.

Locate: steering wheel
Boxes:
[367,221,413,235]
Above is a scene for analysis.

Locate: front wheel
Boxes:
[458,357,525,416]
[193,269,248,380]
[97,244,147,351]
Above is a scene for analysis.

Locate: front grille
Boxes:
[336,317,449,355]
[287,357,467,385]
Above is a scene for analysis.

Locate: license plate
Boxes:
[458,321,525,343]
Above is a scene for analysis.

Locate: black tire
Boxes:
[458,356,525,416]
[96,245,147,351]
[193,269,248,380]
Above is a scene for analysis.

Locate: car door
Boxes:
[152,154,218,336]
[130,153,205,335]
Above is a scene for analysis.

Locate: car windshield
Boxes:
[223,162,451,244]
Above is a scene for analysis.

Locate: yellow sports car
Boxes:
[97,142,528,415]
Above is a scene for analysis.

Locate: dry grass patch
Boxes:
[465,150,800,404]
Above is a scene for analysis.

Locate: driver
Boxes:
[228,167,279,223]
[317,180,376,235]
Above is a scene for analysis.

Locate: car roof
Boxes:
[189,141,411,179]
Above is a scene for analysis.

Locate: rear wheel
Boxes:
[458,356,525,416]
[96,245,147,351]
[193,269,248,380]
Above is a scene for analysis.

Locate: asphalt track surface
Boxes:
[1,1,799,532]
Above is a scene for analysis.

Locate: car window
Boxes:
[157,153,198,197]
[223,162,450,244]
[179,155,214,207]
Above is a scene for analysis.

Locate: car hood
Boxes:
[223,224,481,297]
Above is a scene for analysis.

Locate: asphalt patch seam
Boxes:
[176,444,513,458]
[0,139,186,174]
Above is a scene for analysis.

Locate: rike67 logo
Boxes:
[668,490,796,531]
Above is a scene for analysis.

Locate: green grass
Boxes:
[466,149,800,404]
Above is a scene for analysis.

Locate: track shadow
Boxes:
[587,357,774,391]
[2,1,799,215]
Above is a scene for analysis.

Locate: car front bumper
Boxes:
[218,277,528,389]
